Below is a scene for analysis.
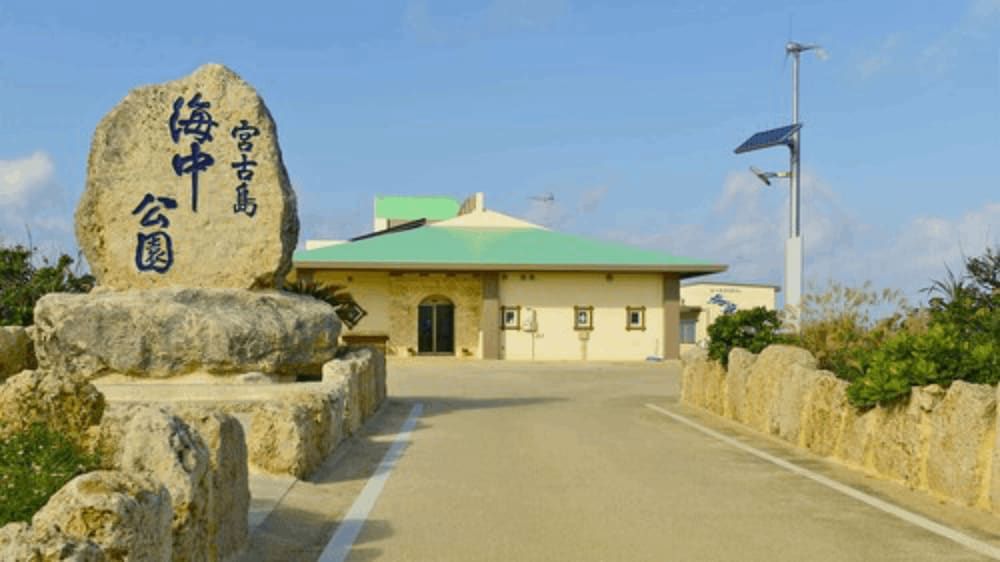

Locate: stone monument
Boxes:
[77,63,298,290]
[34,63,340,380]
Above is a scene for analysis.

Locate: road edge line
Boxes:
[644,402,1000,561]
[317,402,424,562]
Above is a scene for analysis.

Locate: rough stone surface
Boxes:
[248,350,387,478]
[0,325,36,380]
[864,385,943,488]
[680,346,708,368]
[174,407,249,561]
[327,360,363,435]
[772,364,820,443]
[681,343,1000,515]
[991,384,1000,513]
[701,360,727,417]
[868,401,923,488]
[834,406,880,469]
[77,63,298,290]
[926,381,996,507]
[745,345,817,435]
[248,391,336,478]
[798,372,849,457]
[117,407,211,561]
[32,470,172,561]
[0,522,106,562]
[34,288,340,379]
[724,348,756,423]
[679,355,714,411]
[323,349,387,432]
[0,370,104,442]
[372,349,388,411]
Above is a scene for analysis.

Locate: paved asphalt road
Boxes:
[245,359,1000,562]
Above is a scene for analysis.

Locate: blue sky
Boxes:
[1,0,997,300]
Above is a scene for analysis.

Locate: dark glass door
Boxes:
[418,304,435,353]
[435,305,455,353]
[417,300,455,354]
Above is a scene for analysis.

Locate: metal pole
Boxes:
[785,45,804,329]
[791,50,800,238]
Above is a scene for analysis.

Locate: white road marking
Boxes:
[644,403,1000,561]
[317,403,424,562]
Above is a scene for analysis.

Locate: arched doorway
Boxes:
[417,296,455,354]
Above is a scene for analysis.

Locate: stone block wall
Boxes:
[0,372,250,561]
[0,326,36,381]
[248,347,389,478]
[681,345,1000,514]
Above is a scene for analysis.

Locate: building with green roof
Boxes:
[373,195,460,230]
[295,193,726,360]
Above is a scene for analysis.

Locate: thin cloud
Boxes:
[856,33,902,79]
[918,0,1000,76]
[0,152,54,206]
[0,151,75,255]
[605,169,997,303]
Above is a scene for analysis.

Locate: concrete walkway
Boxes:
[243,359,1000,561]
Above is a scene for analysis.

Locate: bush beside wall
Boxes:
[681,345,1000,514]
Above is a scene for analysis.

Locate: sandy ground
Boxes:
[242,359,1000,562]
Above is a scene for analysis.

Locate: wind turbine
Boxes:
[734,41,826,328]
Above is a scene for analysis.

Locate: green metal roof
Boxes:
[295,226,725,276]
[374,196,460,220]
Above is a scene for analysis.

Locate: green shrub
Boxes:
[0,244,94,326]
[843,246,1000,408]
[792,281,915,381]
[845,321,999,408]
[0,424,100,526]
[707,307,786,367]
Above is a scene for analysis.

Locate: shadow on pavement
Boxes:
[245,395,561,560]
[241,509,393,562]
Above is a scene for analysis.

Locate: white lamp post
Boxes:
[734,41,825,329]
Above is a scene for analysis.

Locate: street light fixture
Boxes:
[749,166,789,187]
[734,41,824,328]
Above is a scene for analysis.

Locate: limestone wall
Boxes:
[91,348,388,481]
[680,345,1000,514]
[0,371,250,561]
[0,326,36,381]
[389,273,482,357]
[247,347,388,478]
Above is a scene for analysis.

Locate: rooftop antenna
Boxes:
[734,40,826,329]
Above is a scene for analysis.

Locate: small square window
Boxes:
[626,306,646,331]
[501,306,520,330]
[574,306,593,331]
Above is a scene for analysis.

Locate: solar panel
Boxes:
[733,123,802,154]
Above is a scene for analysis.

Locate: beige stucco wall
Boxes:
[311,270,392,334]
[300,268,684,360]
[499,272,664,361]
[680,283,778,344]
[311,270,482,357]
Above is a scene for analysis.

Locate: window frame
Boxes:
[626,306,646,331]
[680,318,698,344]
[336,301,368,329]
[574,305,594,331]
[501,305,521,330]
